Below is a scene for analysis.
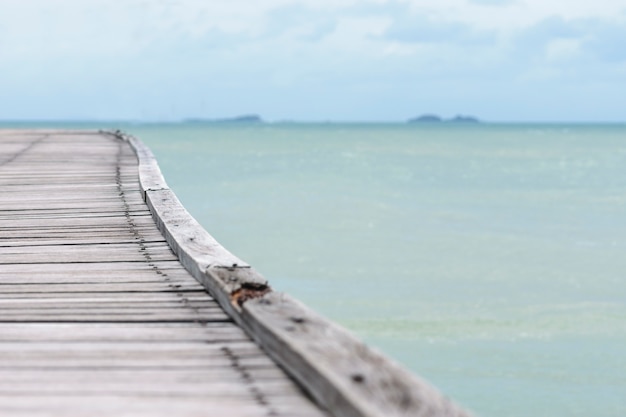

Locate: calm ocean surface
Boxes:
[6,121,624,416]
[127,122,626,417]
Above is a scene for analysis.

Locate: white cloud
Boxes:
[380,13,495,45]
[0,0,625,120]
[2,0,624,61]
[545,39,582,62]
[397,0,626,33]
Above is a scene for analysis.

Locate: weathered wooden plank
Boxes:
[0,227,163,239]
[0,183,140,192]
[0,323,249,343]
[0,210,151,220]
[0,236,167,247]
[0,282,203,293]
[0,215,155,228]
[0,292,213,300]
[0,236,172,249]
[0,270,194,284]
[0,255,177,264]
[0,173,137,180]
[0,380,306,398]
[0,174,137,181]
[0,396,327,417]
[0,194,145,204]
[0,241,172,251]
[245,294,469,417]
[0,368,295,385]
[0,300,218,309]
[0,203,147,212]
[0,278,192,287]
[1,224,157,234]
[0,212,151,222]
[0,354,274,368]
[0,312,230,323]
[0,307,222,318]
[0,260,195,274]
[0,245,179,264]
[143,189,249,269]
[0,341,265,355]
[122,133,169,199]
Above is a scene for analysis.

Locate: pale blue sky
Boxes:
[1,0,625,122]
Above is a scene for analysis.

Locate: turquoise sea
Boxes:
[6,121,626,416]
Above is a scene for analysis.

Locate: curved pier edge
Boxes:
[114,131,472,417]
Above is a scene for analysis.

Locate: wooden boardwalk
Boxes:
[0,130,470,417]
[0,130,328,416]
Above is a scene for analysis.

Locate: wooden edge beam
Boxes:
[113,130,472,417]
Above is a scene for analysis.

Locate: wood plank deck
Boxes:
[1,129,471,417]
[0,130,328,417]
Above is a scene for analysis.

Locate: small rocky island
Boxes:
[408,114,480,123]
[409,114,443,123]
[223,114,263,123]
[183,114,263,124]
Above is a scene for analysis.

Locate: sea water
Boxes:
[121,122,626,417]
[7,121,622,416]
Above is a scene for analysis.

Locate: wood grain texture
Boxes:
[122,131,473,417]
[0,129,329,417]
[243,293,469,417]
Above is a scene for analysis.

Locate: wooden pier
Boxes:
[0,130,469,417]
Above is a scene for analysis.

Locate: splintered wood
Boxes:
[0,130,327,417]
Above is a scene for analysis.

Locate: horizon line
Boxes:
[1,118,626,125]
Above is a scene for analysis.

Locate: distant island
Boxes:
[409,114,443,123]
[408,114,480,123]
[183,114,263,124]
[449,115,480,123]
[177,114,482,124]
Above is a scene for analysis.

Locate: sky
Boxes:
[0,0,625,122]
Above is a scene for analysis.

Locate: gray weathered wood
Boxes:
[0,129,331,417]
[0,323,249,343]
